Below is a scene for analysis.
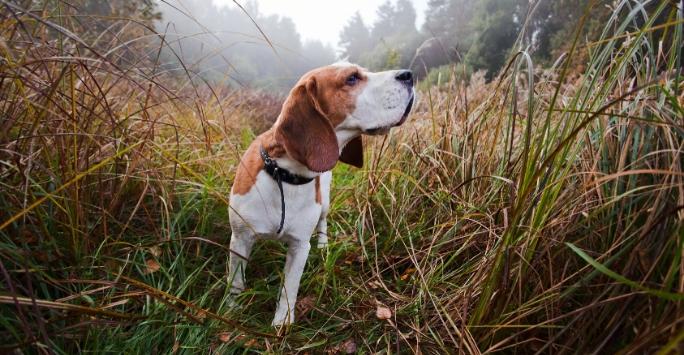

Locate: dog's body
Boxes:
[228,62,414,326]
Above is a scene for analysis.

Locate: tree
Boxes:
[339,12,371,62]
[422,0,449,37]
[524,0,592,63]
[371,0,399,42]
[157,0,335,91]
[72,0,162,63]
[466,0,526,80]
[357,0,424,71]
[395,0,418,33]
[418,0,476,70]
[82,0,160,22]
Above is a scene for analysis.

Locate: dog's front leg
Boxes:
[272,237,311,327]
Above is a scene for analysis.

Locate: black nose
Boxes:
[395,70,413,86]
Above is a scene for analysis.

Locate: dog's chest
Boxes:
[229,170,323,238]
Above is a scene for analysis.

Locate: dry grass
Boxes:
[1,0,683,353]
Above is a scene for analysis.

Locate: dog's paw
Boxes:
[316,234,328,249]
[271,311,294,327]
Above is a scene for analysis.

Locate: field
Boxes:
[1,1,683,353]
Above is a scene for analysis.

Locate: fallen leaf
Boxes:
[342,339,357,353]
[233,333,261,349]
[218,332,232,343]
[196,309,207,320]
[400,267,416,281]
[149,245,162,257]
[144,259,160,274]
[244,338,258,348]
[376,305,392,320]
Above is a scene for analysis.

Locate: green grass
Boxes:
[1,0,683,353]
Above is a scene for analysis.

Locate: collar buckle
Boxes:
[260,146,275,167]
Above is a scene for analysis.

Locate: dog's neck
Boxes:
[261,127,359,178]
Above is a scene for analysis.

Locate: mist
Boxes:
[155,0,606,92]
[156,0,336,92]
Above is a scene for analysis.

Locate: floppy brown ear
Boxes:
[339,136,363,168]
[275,78,339,173]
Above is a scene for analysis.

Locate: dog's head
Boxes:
[275,62,414,173]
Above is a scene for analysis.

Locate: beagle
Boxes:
[228,62,415,326]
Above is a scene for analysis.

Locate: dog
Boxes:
[228,62,415,326]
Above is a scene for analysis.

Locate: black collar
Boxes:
[259,146,315,234]
[259,146,315,186]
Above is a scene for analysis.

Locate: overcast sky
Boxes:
[212,0,428,49]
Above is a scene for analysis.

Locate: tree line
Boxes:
[157,0,336,92]
[339,0,616,81]
[66,0,675,90]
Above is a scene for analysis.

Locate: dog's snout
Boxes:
[395,70,413,86]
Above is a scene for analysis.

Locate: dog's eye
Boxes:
[346,73,359,86]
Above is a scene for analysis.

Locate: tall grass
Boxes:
[1,0,683,353]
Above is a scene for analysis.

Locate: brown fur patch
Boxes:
[306,65,366,127]
[231,130,283,196]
